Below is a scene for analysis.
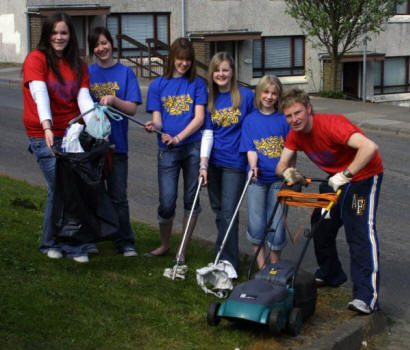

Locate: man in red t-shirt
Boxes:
[276,89,383,315]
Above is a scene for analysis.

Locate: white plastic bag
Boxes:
[196,260,238,298]
[61,123,85,153]
[85,104,111,139]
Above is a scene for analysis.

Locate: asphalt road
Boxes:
[0,84,409,327]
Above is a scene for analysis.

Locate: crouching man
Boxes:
[276,88,383,315]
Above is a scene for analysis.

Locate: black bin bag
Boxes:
[52,139,119,244]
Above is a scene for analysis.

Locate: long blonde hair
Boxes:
[254,75,283,111]
[207,52,240,115]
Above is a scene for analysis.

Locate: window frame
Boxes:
[374,56,410,94]
[252,35,305,78]
[395,0,410,14]
[107,12,170,56]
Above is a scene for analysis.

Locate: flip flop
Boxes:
[144,248,169,258]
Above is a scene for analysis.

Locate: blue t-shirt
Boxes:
[146,75,207,148]
[88,62,142,153]
[204,86,254,170]
[240,109,290,184]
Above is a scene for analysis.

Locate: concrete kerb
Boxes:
[299,311,387,350]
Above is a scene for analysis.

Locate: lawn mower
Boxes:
[207,180,341,336]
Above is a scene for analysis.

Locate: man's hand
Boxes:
[328,172,351,192]
[283,167,308,186]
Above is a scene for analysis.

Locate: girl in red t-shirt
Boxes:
[23,12,95,263]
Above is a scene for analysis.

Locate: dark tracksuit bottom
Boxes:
[311,173,383,311]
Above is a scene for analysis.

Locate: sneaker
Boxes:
[47,249,63,259]
[123,248,138,257]
[348,299,372,314]
[73,255,89,263]
[315,277,327,287]
[87,245,99,254]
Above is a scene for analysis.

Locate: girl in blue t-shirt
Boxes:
[144,38,207,263]
[199,52,254,271]
[239,75,291,269]
[87,26,142,258]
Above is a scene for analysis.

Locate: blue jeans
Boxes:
[29,137,89,258]
[106,153,135,252]
[207,164,246,271]
[246,181,287,251]
[157,142,201,223]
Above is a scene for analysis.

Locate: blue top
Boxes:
[146,75,208,148]
[88,62,142,153]
[204,86,254,170]
[240,109,290,184]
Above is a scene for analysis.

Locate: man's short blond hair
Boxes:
[279,88,311,114]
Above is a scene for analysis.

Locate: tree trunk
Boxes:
[330,56,340,91]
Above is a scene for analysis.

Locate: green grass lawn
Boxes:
[0,175,353,350]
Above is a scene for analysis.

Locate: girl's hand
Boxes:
[250,167,258,182]
[44,129,55,156]
[199,170,208,187]
[161,133,180,146]
[144,121,156,133]
[99,95,116,106]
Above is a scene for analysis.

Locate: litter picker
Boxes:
[196,170,254,298]
[163,176,204,280]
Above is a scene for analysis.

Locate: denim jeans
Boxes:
[157,141,201,223]
[29,137,89,258]
[246,180,287,251]
[207,163,246,271]
[106,153,135,252]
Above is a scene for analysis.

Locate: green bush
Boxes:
[317,90,348,99]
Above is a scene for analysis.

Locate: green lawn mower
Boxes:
[207,183,341,336]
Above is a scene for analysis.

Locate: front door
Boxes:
[343,62,359,98]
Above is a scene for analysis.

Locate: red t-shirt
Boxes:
[285,114,383,181]
[22,50,89,137]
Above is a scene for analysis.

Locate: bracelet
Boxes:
[200,161,208,168]
[174,135,181,144]
[199,167,207,172]
[43,127,51,131]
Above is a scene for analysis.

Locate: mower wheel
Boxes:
[268,309,285,336]
[287,307,303,336]
[207,302,221,326]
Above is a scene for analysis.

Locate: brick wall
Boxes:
[29,15,43,51]
[192,41,210,80]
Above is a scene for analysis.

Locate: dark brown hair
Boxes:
[165,37,196,82]
[36,12,83,85]
[88,26,114,56]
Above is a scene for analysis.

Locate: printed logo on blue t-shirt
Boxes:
[90,81,120,99]
[49,79,79,102]
[254,135,285,159]
[162,94,193,115]
[211,107,241,127]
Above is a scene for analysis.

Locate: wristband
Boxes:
[43,127,51,131]
[199,167,208,172]
[200,161,208,168]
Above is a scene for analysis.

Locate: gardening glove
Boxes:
[283,167,308,186]
[328,172,351,192]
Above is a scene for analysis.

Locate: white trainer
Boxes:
[73,255,89,263]
[47,249,63,259]
[123,248,138,257]
[348,299,372,314]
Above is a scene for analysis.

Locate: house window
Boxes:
[396,1,409,14]
[253,36,305,77]
[107,13,170,57]
[374,57,410,94]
